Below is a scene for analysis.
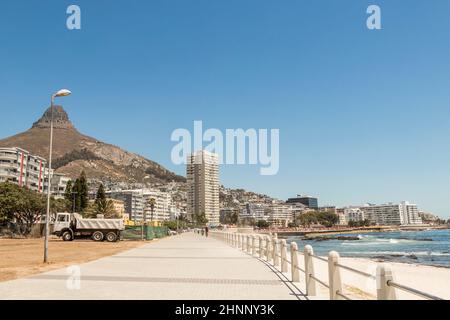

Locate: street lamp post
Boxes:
[43,89,71,263]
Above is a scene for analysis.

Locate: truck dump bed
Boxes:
[73,213,124,230]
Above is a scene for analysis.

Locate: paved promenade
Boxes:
[0,232,297,300]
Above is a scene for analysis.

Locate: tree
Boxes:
[78,171,88,212]
[72,171,88,213]
[195,212,208,226]
[64,180,73,211]
[14,187,46,235]
[0,182,22,225]
[223,210,238,225]
[256,220,270,229]
[0,182,68,235]
[100,200,119,218]
[298,212,318,228]
[317,211,339,227]
[95,184,107,214]
[51,198,70,214]
[147,198,156,221]
[163,219,187,230]
[83,184,119,218]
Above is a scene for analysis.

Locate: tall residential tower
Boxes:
[187,150,220,225]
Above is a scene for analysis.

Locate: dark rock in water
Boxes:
[408,255,418,260]
[337,236,360,241]
[311,236,360,241]
[397,237,433,241]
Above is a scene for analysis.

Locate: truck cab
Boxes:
[53,213,73,240]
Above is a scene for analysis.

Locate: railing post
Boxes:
[281,240,288,273]
[328,251,343,300]
[259,236,264,258]
[266,236,272,262]
[290,242,299,282]
[273,239,280,267]
[251,236,256,256]
[304,245,317,296]
[271,235,277,263]
[377,264,397,300]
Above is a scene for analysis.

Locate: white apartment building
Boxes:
[361,201,422,226]
[345,207,365,223]
[400,201,423,225]
[0,147,47,192]
[240,203,268,222]
[187,150,220,225]
[142,189,172,222]
[48,172,71,199]
[268,204,295,227]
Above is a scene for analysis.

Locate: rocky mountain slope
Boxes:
[0,106,185,184]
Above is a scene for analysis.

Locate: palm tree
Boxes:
[148,198,156,222]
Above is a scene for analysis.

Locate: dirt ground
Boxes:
[0,237,147,282]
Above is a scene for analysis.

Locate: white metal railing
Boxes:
[204,230,445,300]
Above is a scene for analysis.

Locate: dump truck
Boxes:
[53,212,124,242]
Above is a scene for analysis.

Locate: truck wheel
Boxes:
[62,231,73,241]
[106,232,117,242]
[92,231,104,242]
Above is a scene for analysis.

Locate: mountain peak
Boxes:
[32,105,74,129]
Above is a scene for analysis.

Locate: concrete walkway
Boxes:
[0,232,297,300]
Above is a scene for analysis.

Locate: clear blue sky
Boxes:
[1,1,449,218]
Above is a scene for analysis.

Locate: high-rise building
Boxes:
[187,150,220,226]
[286,195,318,210]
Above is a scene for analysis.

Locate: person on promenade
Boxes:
[205,226,209,237]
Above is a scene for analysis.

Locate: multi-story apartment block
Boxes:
[343,207,365,224]
[361,201,422,225]
[142,189,172,222]
[107,190,144,222]
[0,147,47,192]
[47,172,71,199]
[268,203,295,227]
[239,203,268,222]
[109,198,125,217]
[187,150,220,226]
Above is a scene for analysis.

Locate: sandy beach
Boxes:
[294,255,450,300]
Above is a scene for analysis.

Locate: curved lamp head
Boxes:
[53,89,72,98]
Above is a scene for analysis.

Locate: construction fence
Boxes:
[122,225,169,241]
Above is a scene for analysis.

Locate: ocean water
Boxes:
[287,229,450,267]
